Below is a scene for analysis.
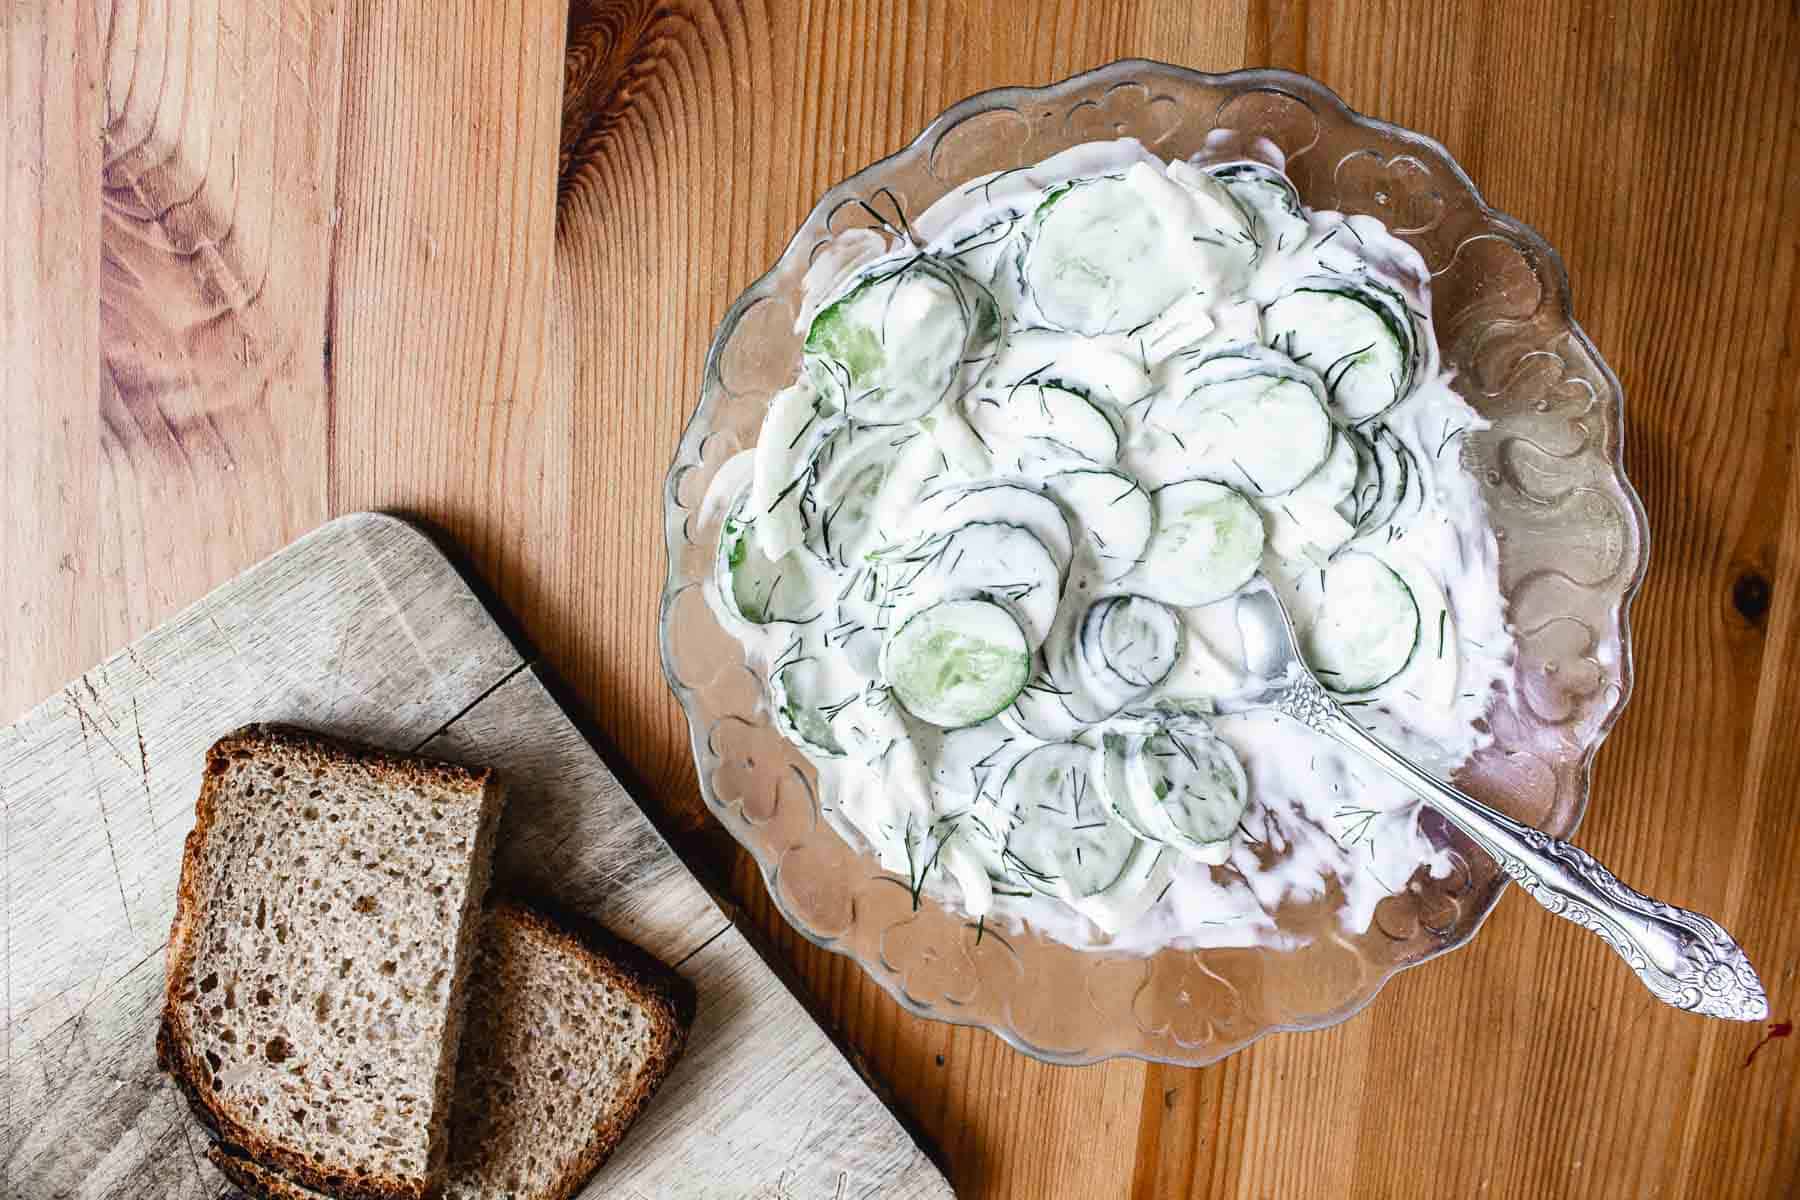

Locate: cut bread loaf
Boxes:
[208,899,691,1200]
[159,725,505,1200]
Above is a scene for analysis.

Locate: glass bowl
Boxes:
[659,61,1647,1065]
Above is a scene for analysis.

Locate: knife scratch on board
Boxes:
[66,685,133,772]
[209,612,247,659]
[133,697,155,828]
[68,691,135,935]
[125,645,157,682]
[81,673,118,728]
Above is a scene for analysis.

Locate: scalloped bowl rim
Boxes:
[659,60,1650,1066]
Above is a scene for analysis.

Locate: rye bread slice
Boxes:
[159,725,505,1200]
[208,899,691,1200]
[440,900,690,1199]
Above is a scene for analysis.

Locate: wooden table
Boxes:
[5,2,1796,1196]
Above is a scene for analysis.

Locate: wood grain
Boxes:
[6,0,1799,1197]
[0,513,951,1199]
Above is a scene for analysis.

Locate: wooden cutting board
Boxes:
[0,512,952,1200]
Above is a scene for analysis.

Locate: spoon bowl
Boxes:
[1233,583,1309,689]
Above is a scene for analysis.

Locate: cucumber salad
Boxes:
[705,140,1514,951]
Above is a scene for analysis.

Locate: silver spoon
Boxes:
[1230,584,1769,1021]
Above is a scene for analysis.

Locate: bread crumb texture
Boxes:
[442,904,684,1200]
[165,726,496,1193]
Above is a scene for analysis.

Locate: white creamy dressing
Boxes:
[704,139,1513,951]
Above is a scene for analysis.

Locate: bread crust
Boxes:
[158,724,503,1200]
[210,1142,331,1200]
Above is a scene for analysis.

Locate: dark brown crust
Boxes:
[475,898,693,1200]
[158,724,502,1200]
[210,1143,332,1200]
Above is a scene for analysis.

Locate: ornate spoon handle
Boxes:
[1274,677,1769,1021]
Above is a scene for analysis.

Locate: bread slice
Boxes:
[208,899,691,1200]
[159,725,505,1200]
[439,900,690,1199]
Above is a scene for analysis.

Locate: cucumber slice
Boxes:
[748,376,842,561]
[1043,468,1154,581]
[1127,480,1264,607]
[996,743,1141,901]
[1126,726,1248,852]
[928,403,995,477]
[1166,159,1259,245]
[1084,595,1182,690]
[1179,344,1271,386]
[962,333,1144,475]
[1265,428,1361,561]
[940,207,1030,289]
[1260,495,1356,563]
[1335,428,1376,530]
[982,327,1153,410]
[1097,731,1169,843]
[1168,372,1333,497]
[1176,339,1328,396]
[805,256,1000,425]
[1297,551,1420,693]
[825,561,890,678]
[1071,838,1170,934]
[770,656,852,758]
[1021,168,1234,335]
[1209,162,1302,217]
[1375,426,1422,529]
[1067,596,1182,720]
[1289,426,1360,509]
[1263,279,1419,422]
[885,521,1061,649]
[718,513,826,625]
[881,599,1031,728]
[925,720,1025,805]
[812,426,938,568]
[1336,425,1411,536]
[1382,549,1459,711]
[967,382,1120,465]
[1098,723,1247,863]
[1021,175,1176,335]
[1001,437,1107,478]
[1385,425,1427,524]
[909,483,1075,574]
[998,661,1088,742]
[1208,161,1301,208]
[1211,162,1309,262]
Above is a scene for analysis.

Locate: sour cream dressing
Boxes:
[704,139,1513,952]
